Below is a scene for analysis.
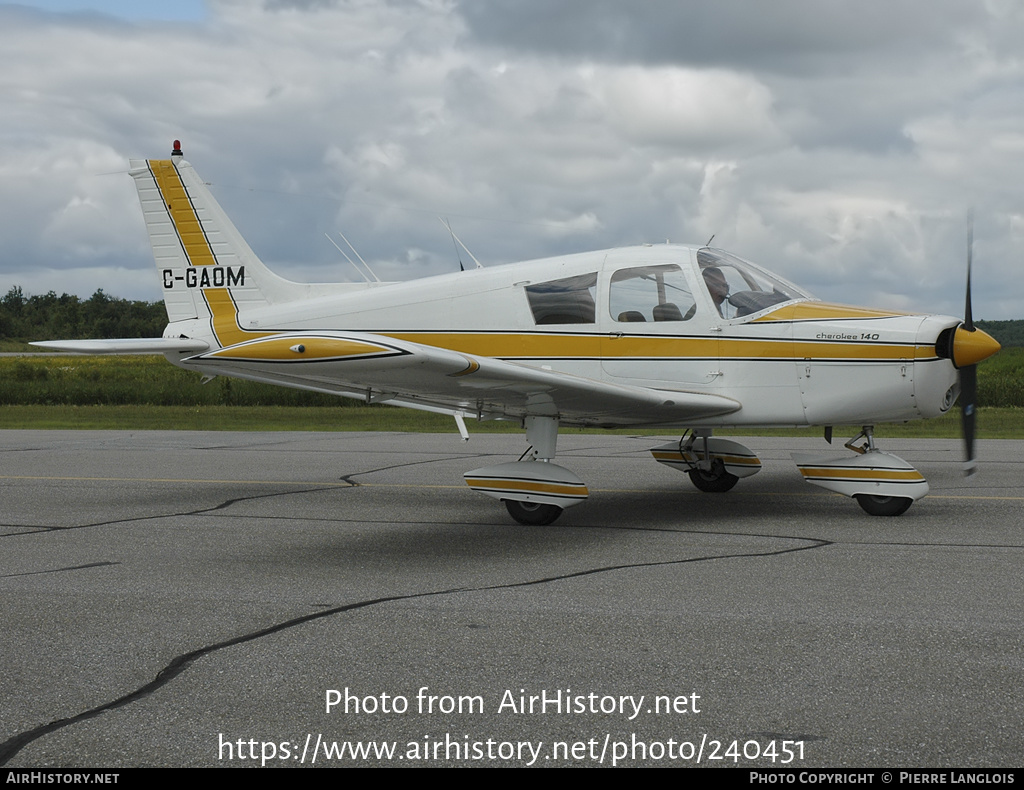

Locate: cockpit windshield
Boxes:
[697,248,810,318]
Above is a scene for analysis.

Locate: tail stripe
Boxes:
[147,159,266,348]
[205,288,261,347]
[148,160,219,268]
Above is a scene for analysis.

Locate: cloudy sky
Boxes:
[2,0,1023,318]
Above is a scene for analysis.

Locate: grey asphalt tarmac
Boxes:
[1,430,1021,768]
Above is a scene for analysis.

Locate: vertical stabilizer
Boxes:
[130,143,306,347]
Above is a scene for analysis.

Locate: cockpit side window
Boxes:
[696,249,807,318]
[609,264,695,323]
[525,272,598,324]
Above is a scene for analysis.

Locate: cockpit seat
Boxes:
[652,302,683,321]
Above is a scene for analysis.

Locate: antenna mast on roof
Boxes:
[438,217,484,269]
[325,231,382,283]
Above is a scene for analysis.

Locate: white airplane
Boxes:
[37,142,1001,525]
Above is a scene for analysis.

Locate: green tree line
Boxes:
[1,287,165,342]
[976,320,1024,348]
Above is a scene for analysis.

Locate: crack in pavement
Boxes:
[337,452,494,486]
[2,451,481,534]
[0,561,120,579]
[0,485,350,538]
[0,531,830,765]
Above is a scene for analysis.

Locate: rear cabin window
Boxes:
[525,272,598,325]
[609,264,695,323]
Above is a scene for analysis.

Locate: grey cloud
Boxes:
[1,1,1022,318]
[456,0,981,74]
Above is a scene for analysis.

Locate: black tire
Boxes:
[687,467,739,493]
[855,494,913,517]
[504,500,563,526]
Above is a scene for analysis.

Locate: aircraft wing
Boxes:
[179,331,741,427]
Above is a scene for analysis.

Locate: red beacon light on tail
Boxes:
[171,140,183,157]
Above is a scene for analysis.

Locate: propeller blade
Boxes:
[962,211,977,474]
[964,210,974,332]
[961,364,978,476]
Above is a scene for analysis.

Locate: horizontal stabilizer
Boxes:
[31,338,210,355]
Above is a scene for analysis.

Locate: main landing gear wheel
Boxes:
[854,494,913,517]
[687,467,739,493]
[504,500,563,526]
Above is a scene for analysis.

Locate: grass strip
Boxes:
[0,404,1020,439]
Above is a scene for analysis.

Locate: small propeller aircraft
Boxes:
[36,142,1001,525]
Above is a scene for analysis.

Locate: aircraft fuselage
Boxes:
[163,244,963,428]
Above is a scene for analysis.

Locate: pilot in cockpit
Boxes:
[702,266,730,318]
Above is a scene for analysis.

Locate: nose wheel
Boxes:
[854,494,913,517]
[794,426,929,516]
[504,500,563,526]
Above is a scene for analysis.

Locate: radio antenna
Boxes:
[438,217,484,269]
[325,233,371,283]
[336,230,382,282]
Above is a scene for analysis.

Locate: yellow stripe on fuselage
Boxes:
[385,332,933,362]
